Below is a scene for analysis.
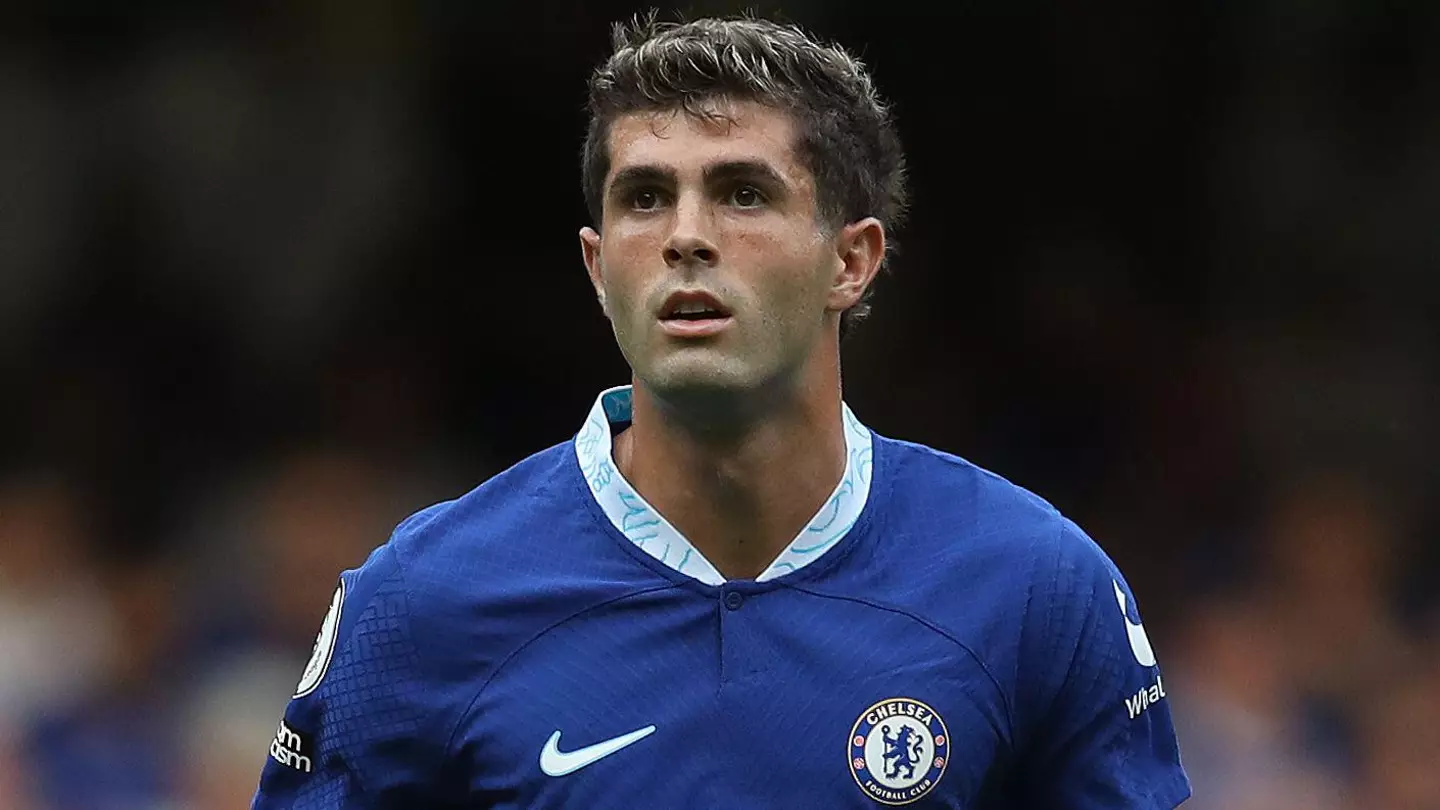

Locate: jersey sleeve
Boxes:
[1014,520,1192,809]
[250,526,459,808]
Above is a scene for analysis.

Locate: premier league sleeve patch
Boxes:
[293,579,345,699]
[849,697,949,805]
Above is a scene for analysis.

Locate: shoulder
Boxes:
[382,440,594,593]
[344,437,671,675]
[872,434,1102,572]
[390,440,580,555]
[258,439,654,798]
[868,433,1162,669]
[318,441,591,672]
[861,435,1134,669]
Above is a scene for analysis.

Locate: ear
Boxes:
[579,226,607,315]
[826,217,886,313]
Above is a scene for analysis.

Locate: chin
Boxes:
[641,355,767,403]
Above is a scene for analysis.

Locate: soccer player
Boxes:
[251,13,1191,809]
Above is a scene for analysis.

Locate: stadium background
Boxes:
[1,1,1437,807]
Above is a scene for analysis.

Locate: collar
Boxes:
[573,385,873,585]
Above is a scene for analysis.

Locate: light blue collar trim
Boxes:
[574,385,874,585]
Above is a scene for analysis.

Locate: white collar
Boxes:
[573,385,874,585]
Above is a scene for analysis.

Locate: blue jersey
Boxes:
[252,387,1190,808]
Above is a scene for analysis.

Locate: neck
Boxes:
[614,366,848,580]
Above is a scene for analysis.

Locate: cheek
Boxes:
[596,234,642,285]
[599,241,651,309]
[761,243,834,314]
[750,270,828,340]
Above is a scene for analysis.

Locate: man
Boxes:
[252,13,1190,808]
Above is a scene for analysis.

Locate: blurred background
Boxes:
[1,0,1437,807]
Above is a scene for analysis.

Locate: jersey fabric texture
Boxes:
[251,386,1191,809]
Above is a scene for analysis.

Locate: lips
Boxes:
[657,290,734,338]
[659,290,732,321]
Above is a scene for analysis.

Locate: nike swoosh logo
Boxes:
[1113,580,1157,667]
[539,725,657,777]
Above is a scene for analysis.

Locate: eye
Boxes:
[631,188,666,211]
[730,185,766,208]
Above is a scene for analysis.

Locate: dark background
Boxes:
[1,1,1437,807]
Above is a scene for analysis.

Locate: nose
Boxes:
[662,194,719,268]
[663,236,717,268]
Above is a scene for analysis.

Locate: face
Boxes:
[580,99,883,405]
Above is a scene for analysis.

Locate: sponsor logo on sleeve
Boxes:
[294,580,345,699]
[270,720,314,773]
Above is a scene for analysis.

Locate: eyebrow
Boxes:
[608,160,791,194]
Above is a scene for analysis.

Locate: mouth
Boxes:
[658,291,734,337]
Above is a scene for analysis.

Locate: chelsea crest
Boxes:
[849,697,948,805]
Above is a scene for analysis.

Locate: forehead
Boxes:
[605,100,809,186]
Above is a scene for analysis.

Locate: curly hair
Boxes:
[581,12,909,338]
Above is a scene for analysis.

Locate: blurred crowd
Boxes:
[0,451,441,808]
[2,1,1438,808]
